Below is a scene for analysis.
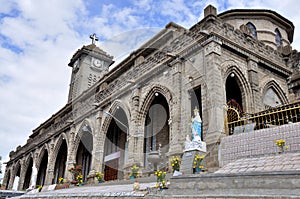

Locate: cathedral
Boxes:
[3,5,300,190]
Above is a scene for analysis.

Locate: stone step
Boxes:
[159,171,300,198]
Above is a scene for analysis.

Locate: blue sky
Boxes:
[1,0,300,179]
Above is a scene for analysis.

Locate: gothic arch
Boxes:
[246,22,257,38]
[20,154,34,190]
[101,100,131,137]
[262,79,288,106]
[21,154,34,177]
[35,144,49,169]
[138,84,175,127]
[9,160,22,190]
[49,133,69,164]
[73,120,93,154]
[101,100,130,181]
[222,61,253,113]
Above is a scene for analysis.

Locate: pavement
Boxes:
[15,182,157,198]
[13,152,300,198]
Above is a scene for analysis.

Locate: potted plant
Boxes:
[36,185,43,192]
[68,164,82,184]
[275,138,289,153]
[193,154,205,173]
[129,165,139,179]
[96,171,104,183]
[76,174,83,186]
[154,170,167,190]
[170,156,180,172]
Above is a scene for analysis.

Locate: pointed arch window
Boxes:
[275,28,282,47]
[246,22,257,38]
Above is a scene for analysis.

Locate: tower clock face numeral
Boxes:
[93,59,103,68]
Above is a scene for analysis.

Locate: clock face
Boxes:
[93,59,103,68]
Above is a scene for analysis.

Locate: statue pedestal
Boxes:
[180,141,206,175]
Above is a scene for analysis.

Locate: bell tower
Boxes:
[67,34,114,102]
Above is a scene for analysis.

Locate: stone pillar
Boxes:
[65,124,76,182]
[203,38,224,171]
[17,158,26,190]
[44,142,55,185]
[247,57,261,112]
[168,61,184,157]
[87,110,104,183]
[125,86,143,170]
[2,167,11,189]
[7,165,15,190]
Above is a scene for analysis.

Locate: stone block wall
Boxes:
[220,122,300,167]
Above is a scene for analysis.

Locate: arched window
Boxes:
[246,22,257,38]
[275,28,282,47]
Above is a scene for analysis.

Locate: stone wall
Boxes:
[220,122,300,166]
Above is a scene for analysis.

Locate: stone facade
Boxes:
[3,5,300,190]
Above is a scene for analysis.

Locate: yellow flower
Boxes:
[193,161,196,165]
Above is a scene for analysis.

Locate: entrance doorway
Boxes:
[104,159,118,181]
[103,107,128,181]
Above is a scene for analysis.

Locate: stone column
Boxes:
[125,86,143,169]
[202,38,224,171]
[87,110,104,183]
[168,61,184,157]
[44,142,55,185]
[2,167,11,189]
[65,124,76,182]
[247,57,261,112]
[7,165,15,190]
[17,158,26,190]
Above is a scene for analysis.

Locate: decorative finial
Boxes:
[90,33,99,44]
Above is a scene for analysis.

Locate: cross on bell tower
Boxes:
[90,33,99,44]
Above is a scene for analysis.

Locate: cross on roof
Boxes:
[90,33,99,44]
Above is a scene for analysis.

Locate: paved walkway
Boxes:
[15,153,300,198]
[16,182,156,198]
[216,152,300,174]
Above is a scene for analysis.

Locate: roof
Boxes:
[218,9,295,43]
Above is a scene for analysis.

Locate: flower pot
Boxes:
[98,179,104,183]
[55,183,70,190]
[195,167,202,173]
[70,180,78,185]
[130,176,135,179]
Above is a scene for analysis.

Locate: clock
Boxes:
[93,59,103,68]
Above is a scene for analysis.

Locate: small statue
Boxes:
[185,134,192,149]
[191,107,202,142]
[133,180,140,191]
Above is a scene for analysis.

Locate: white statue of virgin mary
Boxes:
[191,107,202,142]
